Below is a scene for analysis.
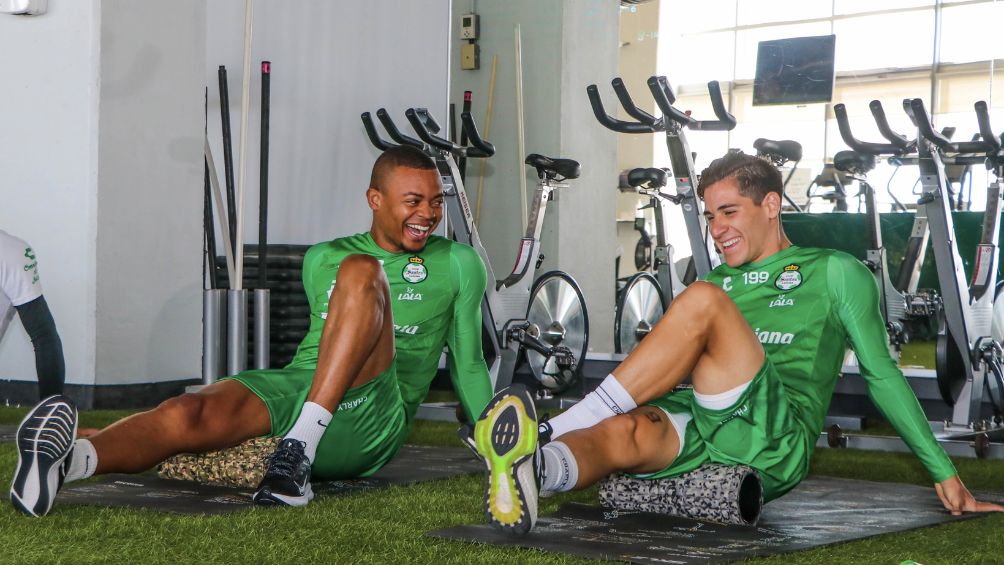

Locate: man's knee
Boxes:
[335,254,389,295]
[599,409,674,469]
[156,393,213,434]
[677,281,730,310]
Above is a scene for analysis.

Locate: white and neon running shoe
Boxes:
[10,395,78,517]
[472,385,540,535]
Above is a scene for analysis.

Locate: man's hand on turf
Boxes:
[935,476,1004,515]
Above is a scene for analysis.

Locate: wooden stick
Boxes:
[475,54,498,227]
[514,24,528,232]
[234,0,254,289]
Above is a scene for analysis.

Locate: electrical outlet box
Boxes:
[0,0,47,15]
[460,43,480,70]
[460,13,479,40]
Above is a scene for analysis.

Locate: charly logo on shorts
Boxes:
[774,264,802,291]
[402,256,428,283]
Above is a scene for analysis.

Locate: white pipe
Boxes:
[514,24,528,232]
[205,137,236,281]
[234,0,255,290]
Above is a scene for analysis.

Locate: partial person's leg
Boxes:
[85,380,271,474]
[10,380,269,517]
[543,282,764,441]
[255,254,396,506]
[279,254,395,461]
[306,253,395,408]
[545,406,683,491]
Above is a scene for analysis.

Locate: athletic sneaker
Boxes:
[10,395,78,517]
[472,384,541,535]
[252,438,314,507]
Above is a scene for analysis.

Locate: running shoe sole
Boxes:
[252,483,315,507]
[10,395,78,517]
[472,385,539,535]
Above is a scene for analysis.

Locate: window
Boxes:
[651,0,1003,212]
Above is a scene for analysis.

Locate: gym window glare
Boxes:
[654,0,1004,213]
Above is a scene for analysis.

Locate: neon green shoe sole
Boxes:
[472,385,539,535]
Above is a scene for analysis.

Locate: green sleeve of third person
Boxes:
[828,253,957,483]
[446,244,493,422]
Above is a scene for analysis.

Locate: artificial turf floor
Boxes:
[0,406,1002,564]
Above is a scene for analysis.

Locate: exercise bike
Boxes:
[587,76,735,353]
[833,98,1004,451]
[361,107,588,395]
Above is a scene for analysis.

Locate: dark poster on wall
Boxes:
[754,35,836,106]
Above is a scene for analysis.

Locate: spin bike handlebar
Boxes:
[586,84,660,134]
[868,100,913,150]
[611,77,662,128]
[909,98,995,155]
[405,107,495,157]
[361,111,396,150]
[975,101,1002,153]
[361,108,495,158]
[647,77,737,131]
[833,103,905,155]
[459,111,496,157]
[377,108,425,148]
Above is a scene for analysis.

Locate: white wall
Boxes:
[0,0,462,392]
[450,0,619,352]
[206,0,452,247]
[94,1,206,385]
[0,1,100,387]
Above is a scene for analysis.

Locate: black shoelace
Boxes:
[263,441,304,479]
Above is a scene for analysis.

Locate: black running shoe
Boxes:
[10,395,78,517]
[252,438,314,507]
[472,384,541,535]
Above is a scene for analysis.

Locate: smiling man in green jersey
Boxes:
[11,145,493,516]
[474,150,1003,535]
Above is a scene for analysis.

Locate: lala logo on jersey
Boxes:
[398,287,423,301]
[774,264,802,291]
[402,256,428,283]
[769,294,794,308]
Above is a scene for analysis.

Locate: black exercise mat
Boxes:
[429,477,1004,564]
[59,445,481,515]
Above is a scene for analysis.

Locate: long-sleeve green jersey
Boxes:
[703,245,957,483]
[287,232,493,422]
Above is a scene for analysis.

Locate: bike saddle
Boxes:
[754,138,803,163]
[626,167,669,189]
[833,150,876,175]
[525,153,581,180]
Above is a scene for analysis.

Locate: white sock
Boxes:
[64,439,97,483]
[283,401,333,463]
[543,374,637,440]
[693,380,752,411]
[540,441,579,493]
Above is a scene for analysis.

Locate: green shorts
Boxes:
[224,363,408,480]
[638,358,811,501]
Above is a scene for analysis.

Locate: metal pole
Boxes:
[254,288,270,370]
[254,60,271,370]
[202,289,226,384]
[218,66,238,255]
[227,289,249,375]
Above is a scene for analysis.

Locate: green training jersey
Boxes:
[703,245,957,483]
[287,232,493,422]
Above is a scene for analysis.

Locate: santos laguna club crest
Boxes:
[402,256,428,283]
[774,264,802,291]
